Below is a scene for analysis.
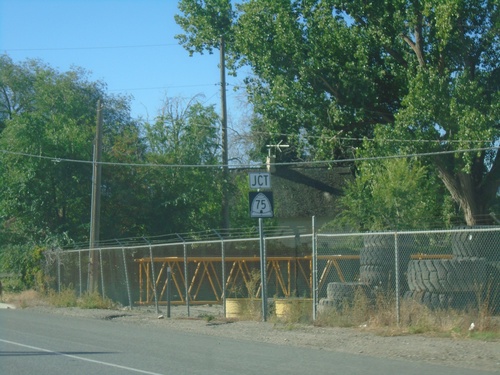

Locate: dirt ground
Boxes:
[6,300,498,373]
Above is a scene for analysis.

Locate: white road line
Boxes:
[0,338,165,375]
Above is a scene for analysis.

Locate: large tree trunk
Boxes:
[438,171,483,225]
[435,155,500,226]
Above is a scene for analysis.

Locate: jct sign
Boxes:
[249,172,271,190]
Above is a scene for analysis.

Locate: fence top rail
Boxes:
[60,232,314,254]
[64,225,311,250]
[61,236,261,254]
[317,226,500,238]
[55,226,500,254]
[133,253,452,263]
[133,254,365,263]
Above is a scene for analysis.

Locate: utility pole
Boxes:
[220,35,230,230]
[89,99,103,293]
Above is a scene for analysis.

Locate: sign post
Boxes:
[248,172,273,321]
[258,217,267,321]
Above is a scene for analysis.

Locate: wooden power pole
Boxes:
[220,35,230,230]
[89,99,103,293]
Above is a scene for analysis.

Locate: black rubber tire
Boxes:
[318,298,336,307]
[483,262,500,313]
[403,291,477,310]
[361,234,398,267]
[325,282,374,309]
[407,258,487,293]
[360,234,412,293]
[451,226,500,261]
[359,265,391,287]
[318,298,340,314]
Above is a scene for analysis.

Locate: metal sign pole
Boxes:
[259,218,268,321]
[312,216,318,320]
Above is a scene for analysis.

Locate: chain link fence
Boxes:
[45,225,500,320]
[317,227,500,319]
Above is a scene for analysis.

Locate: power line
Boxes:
[246,130,497,145]
[3,43,179,52]
[1,146,498,170]
[108,83,219,92]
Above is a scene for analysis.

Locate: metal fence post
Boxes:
[167,266,171,318]
[99,249,105,298]
[57,250,61,294]
[78,251,82,297]
[177,234,190,317]
[117,240,133,310]
[312,216,318,321]
[214,230,226,318]
[144,237,159,315]
[394,232,400,325]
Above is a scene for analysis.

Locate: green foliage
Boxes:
[0,56,256,290]
[77,291,115,309]
[46,287,78,307]
[232,0,404,161]
[0,244,44,290]
[0,55,137,241]
[187,0,499,225]
[335,158,448,231]
[45,288,114,309]
[0,56,247,250]
[175,0,236,56]
[140,96,226,233]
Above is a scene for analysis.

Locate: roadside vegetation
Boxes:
[2,287,498,340]
[314,291,500,340]
[1,288,115,310]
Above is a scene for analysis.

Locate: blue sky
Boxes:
[0,0,246,122]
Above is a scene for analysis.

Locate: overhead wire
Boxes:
[1,146,498,169]
[244,129,496,145]
[108,83,219,92]
[3,43,179,52]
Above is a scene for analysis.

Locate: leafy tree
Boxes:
[0,56,141,243]
[175,0,236,56]
[140,96,224,234]
[335,158,451,231]
[231,0,406,162]
[0,57,237,287]
[334,0,500,225]
[175,0,238,230]
[176,1,499,225]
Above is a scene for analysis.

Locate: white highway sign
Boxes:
[249,172,271,190]
[249,192,274,218]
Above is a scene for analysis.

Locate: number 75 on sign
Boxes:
[249,192,274,218]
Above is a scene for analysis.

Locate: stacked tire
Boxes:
[405,227,500,312]
[320,234,412,315]
[319,282,374,314]
[359,234,412,293]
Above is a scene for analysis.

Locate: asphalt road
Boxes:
[0,309,495,375]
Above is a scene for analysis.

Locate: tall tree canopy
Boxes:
[335,0,500,226]
[175,0,236,55]
[0,55,129,242]
[0,56,230,246]
[177,0,500,225]
[0,56,240,288]
[140,96,224,234]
